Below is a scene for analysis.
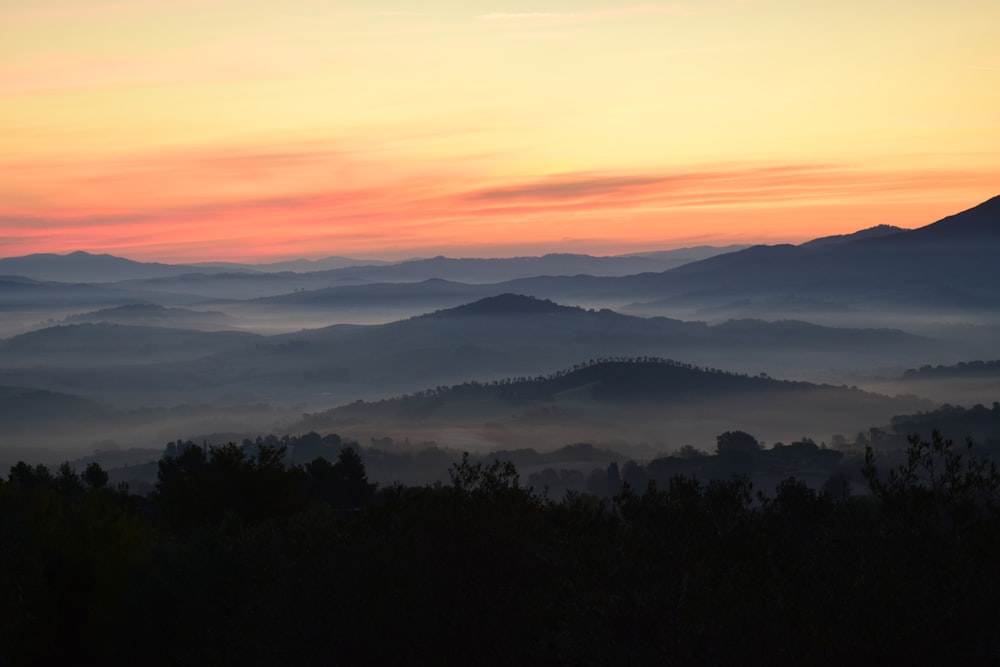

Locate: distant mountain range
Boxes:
[643,195,1000,307]
[3,196,997,324]
[0,292,935,414]
[64,304,233,328]
[0,246,751,285]
[239,195,1000,318]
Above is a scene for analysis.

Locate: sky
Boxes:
[2,0,998,262]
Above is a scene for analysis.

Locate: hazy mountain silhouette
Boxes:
[256,278,488,308]
[0,245,746,290]
[64,304,233,329]
[190,255,386,273]
[0,251,198,283]
[286,249,747,284]
[1,322,260,365]
[799,224,908,248]
[0,384,106,427]
[0,274,172,310]
[615,195,1000,313]
[619,244,752,261]
[903,359,1000,379]
[12,197,996,327]
[238,294,932,404]
[418,293,578,318]
[896,194,1000,242]
[0,294,934,416]
[300,358,927,452]
[332,359,818,410]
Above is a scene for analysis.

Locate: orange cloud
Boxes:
[2,138,998,262]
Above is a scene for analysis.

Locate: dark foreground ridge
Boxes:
[2,431,1000,665]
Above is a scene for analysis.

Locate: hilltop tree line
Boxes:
[2,431,1000,665]
[891,402,1000,444]
[303,357,816,422]
[904,359,1000,378]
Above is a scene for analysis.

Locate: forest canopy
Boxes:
[2,431,999,665]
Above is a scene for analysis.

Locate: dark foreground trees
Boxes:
[2,433,1000,665]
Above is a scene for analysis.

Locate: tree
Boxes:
[334,447,376,508]
[605,461,622,495]
[621,460,647,490]
[863,430,1000,533]
[56,462,84,496]
[82,462,109,490]
[8,462,53,490]
[715,430,761,457]
[820,472,851,501]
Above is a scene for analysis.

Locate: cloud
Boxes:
[470,174,671,201]
[5,139,999,262]
[459,164,1000,220]
[466,165,848,206]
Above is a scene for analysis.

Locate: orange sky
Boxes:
[2,0,998,261]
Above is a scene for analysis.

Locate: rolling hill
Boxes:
[295,358,928,453]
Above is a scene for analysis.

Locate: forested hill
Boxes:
[415,292,581,318]
[322,357,838,414]
[904,359,1000,378]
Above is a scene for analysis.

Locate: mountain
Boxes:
[0,385,106,428]
[297,358,927,453]
[903,360,1000,379]
[0,293,934,412]
[190,256,387,273]
[419,293,578,318]
[256,278,488,309]
[620,245,751,262]
[0,293,944,453]
[243,294,932,404]
[325,358,819,412]
[330,197,997,321]
[63,304,234,329]
[900,194,1000,241]
[0,251,200,283]
[0,245,749,289]
[616,195,1000,314]
[0,275,176,310]
[800,224,908,248]
[0,322,261,365]
[287,249,745,284]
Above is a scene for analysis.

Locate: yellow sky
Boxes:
[1,0,998,261]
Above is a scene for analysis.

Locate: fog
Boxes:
[2,226,998,488]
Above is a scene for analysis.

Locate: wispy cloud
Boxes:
[4,141,998,261]
[460,164,1000,219]
[467,165,843,205]
[470,174,670,200]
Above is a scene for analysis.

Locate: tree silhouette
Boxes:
[82,462,109,490]
[715,430,761,456]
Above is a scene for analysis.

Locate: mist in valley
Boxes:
[2,199,1000,494]
[4,203,1000,667]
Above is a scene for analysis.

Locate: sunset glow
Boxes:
[3,0,998,261]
